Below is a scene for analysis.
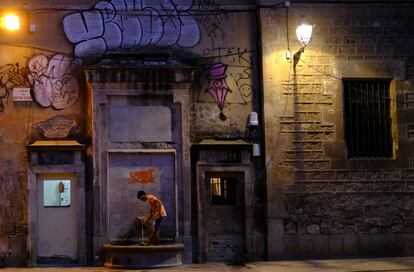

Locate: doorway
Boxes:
[36,173,78,264]
[204,172,245,262]
[193,143,255,263]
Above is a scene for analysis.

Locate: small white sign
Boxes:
[13,87,32,102]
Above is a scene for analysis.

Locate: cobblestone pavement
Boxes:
[0,257,414,272]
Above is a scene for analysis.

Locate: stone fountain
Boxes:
[103,219,184,269]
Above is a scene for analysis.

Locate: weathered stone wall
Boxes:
[0,0,264,265]
[261,3,414,259]
[285,169,414,234]
[189,10,261,141]
[0,4,88,265]
[0,46,86,265]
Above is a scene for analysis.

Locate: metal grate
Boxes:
[343,79,392,158]
[209,177,237,205]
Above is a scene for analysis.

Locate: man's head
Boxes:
[137,190,147,201]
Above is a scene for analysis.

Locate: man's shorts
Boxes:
[154,217,165,232]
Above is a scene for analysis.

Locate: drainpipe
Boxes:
[254,0,268,261]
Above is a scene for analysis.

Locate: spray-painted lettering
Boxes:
[28,54,80,110]
[128,168,156,184]
[63,0,201,60]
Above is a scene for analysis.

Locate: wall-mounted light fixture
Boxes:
[296,22,313,46]
[246,112,261,157]
[0,10,28,33]
[0,13,20,31]
[293,17,314,66]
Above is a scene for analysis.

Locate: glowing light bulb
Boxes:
[3,14,20,31]
[296,23,313,46]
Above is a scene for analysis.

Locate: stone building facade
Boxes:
[0,0,412,267]
[260,0,414,259]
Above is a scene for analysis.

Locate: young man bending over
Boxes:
[137,190,167,245]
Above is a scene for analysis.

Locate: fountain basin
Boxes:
[103,243,184,269]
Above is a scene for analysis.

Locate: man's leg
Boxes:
[145,218,162,245]
[152,218,163,245]
[142,223,154,245]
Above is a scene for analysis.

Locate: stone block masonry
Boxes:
[261,2,414,259]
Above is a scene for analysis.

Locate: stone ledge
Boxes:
[103,243,184,269]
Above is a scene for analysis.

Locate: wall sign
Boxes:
[13,87,32,102]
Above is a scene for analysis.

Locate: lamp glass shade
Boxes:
[296,24,313,45]
[4,15,20,31]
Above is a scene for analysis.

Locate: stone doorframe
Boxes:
[27,141,86,266]
[85,57,194,263]
[196,160,254,262]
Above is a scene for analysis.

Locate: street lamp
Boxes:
[293,17,314,66]
[296,23,313,46]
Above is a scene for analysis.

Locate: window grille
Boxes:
[343,79,393,158]
[209,177,237,205]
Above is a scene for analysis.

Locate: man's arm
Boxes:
[144,200,162,224]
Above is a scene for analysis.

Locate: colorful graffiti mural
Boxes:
[63,0,201,60]
[205,63,231,120]
[197,46,256,105]
[28,54,80,110]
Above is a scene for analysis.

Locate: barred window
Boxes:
[343,79,393,158]
[209,177,237,205]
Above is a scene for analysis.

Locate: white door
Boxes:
[37,173,78,264]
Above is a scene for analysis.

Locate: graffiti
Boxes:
[36,115,78,139]
[28,54,80,110]
[63,0,201,60]
[128,168,157,184]
[197,47,255,105]
[190,102,241,139]
[196,0,226,46]
[0,63,27,111]
[0,54,79,111]
[206,63,231,120]
[202,47,253,66]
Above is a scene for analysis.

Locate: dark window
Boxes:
[343,79,393,158]
[38,151,75,165]
[209,177,237,205]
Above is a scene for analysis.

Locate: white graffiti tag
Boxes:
[28,55,80,110]
[63,0,201,60]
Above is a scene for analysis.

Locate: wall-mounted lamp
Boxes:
[1,14,20,31]
[0,9,29,33]
[293,17,314,66]
[246,112,261,158]
[247,112,259,127]
[296,23,313,46]
[247,111,261,144]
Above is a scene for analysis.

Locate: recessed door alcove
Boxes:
[27,140,86,266]
[85,55,194,264]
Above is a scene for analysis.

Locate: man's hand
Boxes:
[141,218,150,228]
